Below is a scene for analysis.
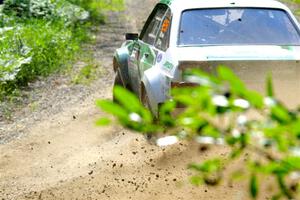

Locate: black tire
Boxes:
[141,87,160,122]
[141,87,157,144]
[113,72,123,102]
[114,71,123,87]
[141,87,151,110]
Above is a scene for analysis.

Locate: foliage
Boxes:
[68,0,124,13]
[2,0,89,21]
[96,86,156,132]
[68,0,125,22]
[0,0,124,99]
[2,0,30,17]
[3,0,55,18]
[0,17,85,98]
[72,64,100,85]
[2,0,124,22]
[97,66,300,199]
[54,0,89,25]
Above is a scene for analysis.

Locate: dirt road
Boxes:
[0,1,273,199]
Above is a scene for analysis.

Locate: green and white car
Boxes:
[113,0,300,116]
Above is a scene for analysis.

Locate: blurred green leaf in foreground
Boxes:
[97,66,300,199]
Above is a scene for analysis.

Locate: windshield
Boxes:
[179,8,300,46]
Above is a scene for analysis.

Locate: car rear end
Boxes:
[168,4,300,108]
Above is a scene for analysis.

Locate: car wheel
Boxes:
[141,87,157,145]
[141,87,151,110]
[113,71,123,102]
[114,71,123,87]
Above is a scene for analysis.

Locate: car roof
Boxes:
[160,0,290,12]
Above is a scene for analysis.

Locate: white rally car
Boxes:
[113,0,300,116]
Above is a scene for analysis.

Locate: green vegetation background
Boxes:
[0,0,124,100]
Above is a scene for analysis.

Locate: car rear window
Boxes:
[178,8,300,46]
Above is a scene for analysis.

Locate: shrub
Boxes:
[2,0,89,23]
[54,0,89,25]
[0,0,125,98]
[2,0,31,17]
[68,0,124,22]
[15,19,81,83]
[0,18,86,94]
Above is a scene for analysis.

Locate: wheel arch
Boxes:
[113,47,130,87]
[141,68,168,117]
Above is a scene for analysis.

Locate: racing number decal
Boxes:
[161,18,170,33]
[156,18,170,49]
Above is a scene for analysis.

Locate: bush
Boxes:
[68,0,125,13]
[0,0,124,98]
[55,0,89,25]
[2,0,89,22]
[0,27,31,82]
[2,0,31,17]
[15,19,82,83]
[0,17,87,99]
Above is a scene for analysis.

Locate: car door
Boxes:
[128,4,170,96]
[140,7,172,76]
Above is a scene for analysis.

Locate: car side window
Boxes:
[140,4,168,46]
[155,9,171,51]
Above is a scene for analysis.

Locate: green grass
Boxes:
[0,18,87,99]
[71,64,101,85]
[68,0,124,22]
[0,0,124,100]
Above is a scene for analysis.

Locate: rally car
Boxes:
[113,0,300,116]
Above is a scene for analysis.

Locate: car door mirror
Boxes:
[125,33,139,40]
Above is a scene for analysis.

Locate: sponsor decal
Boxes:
[157,53,163,63]
[163,61,174,71]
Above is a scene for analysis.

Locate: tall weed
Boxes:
[16,20,82,83]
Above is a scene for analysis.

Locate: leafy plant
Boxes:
[3,0,90,22]
[68,0,125,22]
[54,0,89,25]
[72,64,99,85]
[97,66,300,199]
[0,18,83,97]
[0,0,124,98]
[2,0,31,17]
